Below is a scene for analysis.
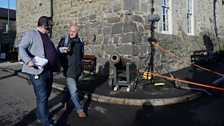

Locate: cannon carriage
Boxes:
[109,53,138,92]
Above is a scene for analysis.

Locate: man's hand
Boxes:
[27,60,35,67]
[59,47,70,53]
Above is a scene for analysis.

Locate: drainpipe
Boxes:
[50,0,53,38]
[213,0,220,51]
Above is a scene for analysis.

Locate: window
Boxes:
[2,24,8,34]
[161,0,172,34]
[187,0,194,35]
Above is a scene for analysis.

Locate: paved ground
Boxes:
[1,60,224,106]
[1,65,224,126]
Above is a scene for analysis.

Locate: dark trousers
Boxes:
[62,86,71,104]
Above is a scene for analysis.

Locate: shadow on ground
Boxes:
[13,90,65,126]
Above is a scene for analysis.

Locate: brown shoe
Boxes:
[78,111,86,118]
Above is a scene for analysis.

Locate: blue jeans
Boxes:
[29,70,54,126]
[66,77,83,113]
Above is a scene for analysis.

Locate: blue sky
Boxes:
[0,0,16,10]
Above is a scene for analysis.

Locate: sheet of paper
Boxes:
[32,56,48,69]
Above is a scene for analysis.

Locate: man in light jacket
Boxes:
[18,16,59,126]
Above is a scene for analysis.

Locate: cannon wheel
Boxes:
[126,81,137,92]
[132,81,137,90]
[109,78,120,91]
[109,78,114,90]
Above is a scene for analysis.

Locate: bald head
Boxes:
[69,24,79,39]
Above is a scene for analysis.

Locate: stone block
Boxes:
[111,23,123,34]
[123,0,139,11]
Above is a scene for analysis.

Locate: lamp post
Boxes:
[7,0,10,33]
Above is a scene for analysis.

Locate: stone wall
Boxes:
[15,0,51,47]
[15,0,224,73]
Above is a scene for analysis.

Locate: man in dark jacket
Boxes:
[57,24,86,118]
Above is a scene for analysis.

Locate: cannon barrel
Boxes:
[110,53,130,66]
[110,53,120,64]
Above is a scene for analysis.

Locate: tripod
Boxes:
[144,0,160,85]
[135,0,161,88]
[141,34,157,86]
[146,40,156,84]
[136,21,158,88]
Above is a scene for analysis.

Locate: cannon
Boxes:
[109,53,138,92]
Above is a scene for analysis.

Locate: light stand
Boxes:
[146,0,160,84]
[139,13,160,89]
[136,0,161,88]
[146,14,160,84]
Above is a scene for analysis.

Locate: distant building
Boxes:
[15,0,224,72]
[0,7,16,33]
[0,7,16,59]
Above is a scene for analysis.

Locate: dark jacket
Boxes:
[58,35,84,78]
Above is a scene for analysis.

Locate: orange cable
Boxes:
[151,42,224,77]
[144,71,224,91]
